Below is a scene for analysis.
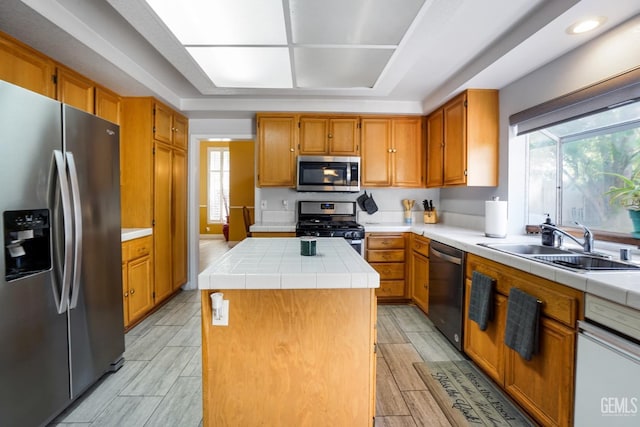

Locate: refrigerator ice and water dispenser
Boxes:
[3,209,51,281]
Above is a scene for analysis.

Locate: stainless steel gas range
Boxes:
[295,201,365,254]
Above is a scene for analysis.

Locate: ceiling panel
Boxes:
[146,0,287,45]
[290,0,425,45]
[294,47,394,88]
[188,46,292,88]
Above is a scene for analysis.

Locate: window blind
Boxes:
[510,66,640,135]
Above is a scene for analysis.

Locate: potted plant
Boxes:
[603,170,640,237]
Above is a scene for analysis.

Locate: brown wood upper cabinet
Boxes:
[298,115,360,155]
[257,113,298,187]
[154,101,188,149]
[56,66,95,113]
[426,89,498,187]
[0,31,55,98]
[95,85,121,124]
[0,31,126,125]
[361,116,425,187]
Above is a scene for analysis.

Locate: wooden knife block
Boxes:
[423,210,437,224]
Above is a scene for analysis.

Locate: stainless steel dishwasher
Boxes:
[428,241,465,351]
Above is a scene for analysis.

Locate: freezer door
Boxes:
[0,81,71,426]
[62,105,124,398]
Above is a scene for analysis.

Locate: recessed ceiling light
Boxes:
[566,16,606,35]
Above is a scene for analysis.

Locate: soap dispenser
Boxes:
[541,214,556,246]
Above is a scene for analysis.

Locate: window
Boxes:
[526,101,640,236]
[208,147,230,223]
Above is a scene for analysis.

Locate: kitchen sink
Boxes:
[478,243,574,255]
[532,254,640,271]
[478,242,640,271]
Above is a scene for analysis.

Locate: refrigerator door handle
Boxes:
[66,152,83,310]
[52,150,73,314]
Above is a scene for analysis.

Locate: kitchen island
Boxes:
[198,238,379,427]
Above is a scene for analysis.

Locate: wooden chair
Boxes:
[242,206,252,237]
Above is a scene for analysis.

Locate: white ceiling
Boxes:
[1,0,639,118]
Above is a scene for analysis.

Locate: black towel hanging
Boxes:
[504,287,542,361]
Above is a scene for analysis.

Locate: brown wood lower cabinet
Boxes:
[464,253,583,427]
[410,234,430,312]
[365,232,408,300]
[505,317,576,427]
[122,236,154,329]
[464,279,507,385]
[201,289,376,426]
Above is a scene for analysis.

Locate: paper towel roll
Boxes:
[485,199,508,238]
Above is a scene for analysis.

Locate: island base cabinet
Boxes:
[201,289,377,427]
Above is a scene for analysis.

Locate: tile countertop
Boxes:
[121,228,152,242]
[251,220,640,310]
[198,237,379,290]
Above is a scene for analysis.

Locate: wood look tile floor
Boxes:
[50,237,466,426]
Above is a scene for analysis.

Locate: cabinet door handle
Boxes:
[124,292,128,297]
[290,148,295,152]
[130,288,135,294]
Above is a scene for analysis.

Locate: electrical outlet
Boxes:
[261,200,267,209]
[212,300,229,326]
[282,200,288,210]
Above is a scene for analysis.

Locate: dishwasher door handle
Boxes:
[579,320,640,361]
[430,247,462,265]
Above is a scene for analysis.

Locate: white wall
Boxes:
[442,14,640,236]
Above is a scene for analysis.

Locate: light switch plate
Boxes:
[212,300,229,326]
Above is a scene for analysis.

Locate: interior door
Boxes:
[229,140,255,241]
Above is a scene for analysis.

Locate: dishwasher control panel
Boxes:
[585,294,640,341]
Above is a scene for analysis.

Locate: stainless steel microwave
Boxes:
[296,156,360,192]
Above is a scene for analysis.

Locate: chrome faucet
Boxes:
[539,221,594,253]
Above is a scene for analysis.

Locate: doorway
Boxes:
[198,139,255,240]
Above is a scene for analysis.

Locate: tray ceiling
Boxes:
[1,0,639,116]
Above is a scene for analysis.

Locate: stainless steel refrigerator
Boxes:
[0,81,124,426]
